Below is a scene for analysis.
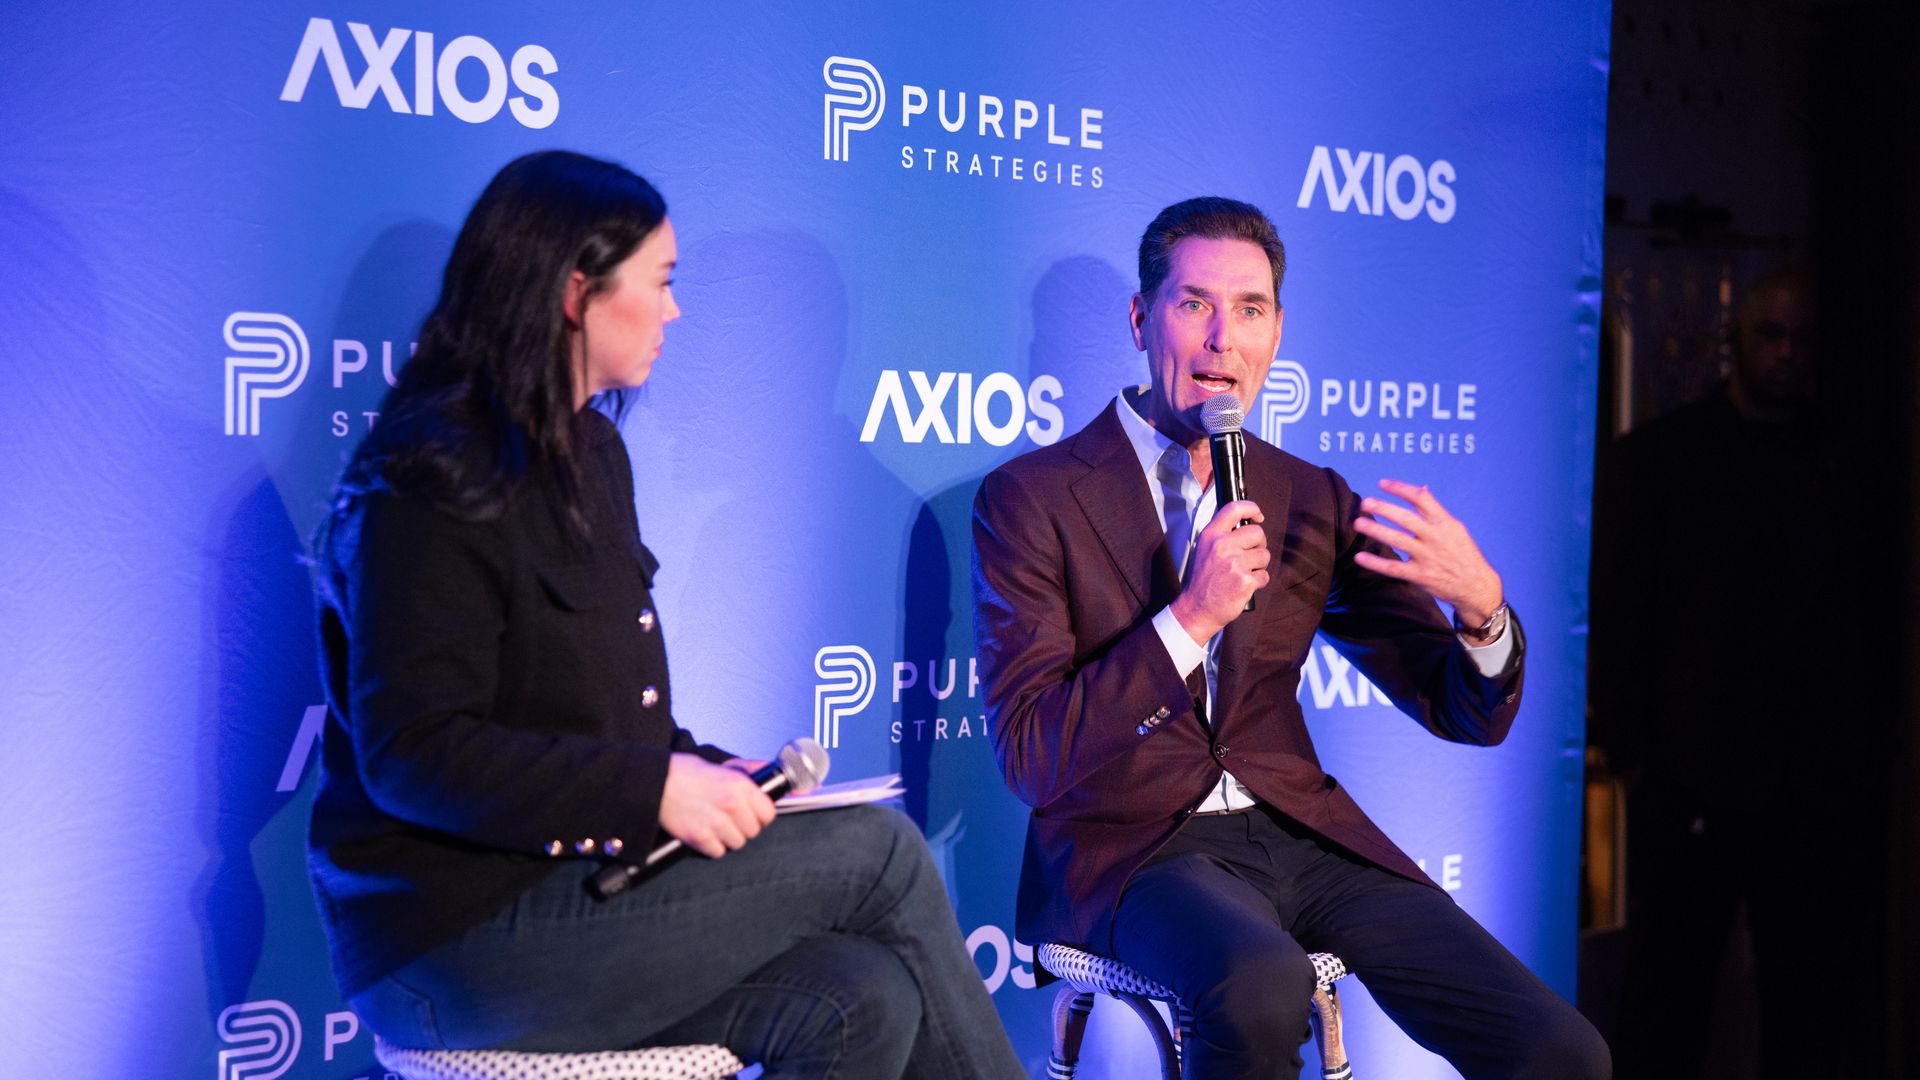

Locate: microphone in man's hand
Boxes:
[1201,393,1255,611]
[592,737,830,899]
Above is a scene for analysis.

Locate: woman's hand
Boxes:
[658,753,777,858]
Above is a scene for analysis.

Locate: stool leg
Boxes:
[1311,982,1352,1080]
[1116,992,1182,1080]
[1173,1001,1195,1069]
[1049,987,1094,1079]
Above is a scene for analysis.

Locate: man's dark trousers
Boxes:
[1111,805,1610,1080]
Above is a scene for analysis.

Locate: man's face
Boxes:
[1130,236,1283,446]
[1733,283,1815,412]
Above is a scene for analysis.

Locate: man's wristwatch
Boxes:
[1454,602,1509,644]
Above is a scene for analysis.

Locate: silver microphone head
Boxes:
[1201,393,1246,435]
[777,737,831,794]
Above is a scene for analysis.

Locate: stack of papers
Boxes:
[778,774,906,814]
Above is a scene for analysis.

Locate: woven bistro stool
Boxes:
[374,1036,745,1080]
[1036,943,1353,1080]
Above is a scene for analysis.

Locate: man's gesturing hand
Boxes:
[658,752,777,859]
[1352,479,1503,626]
[1170,499,1269,646]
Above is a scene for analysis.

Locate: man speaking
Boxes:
[971,197,1607,1078]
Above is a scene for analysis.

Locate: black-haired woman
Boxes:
[308,150,1022,1079]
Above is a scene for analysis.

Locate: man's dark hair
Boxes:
[1137,196,1286,304]
[1735,264,1815,334]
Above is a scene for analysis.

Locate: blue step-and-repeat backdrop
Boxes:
[0,3,1609,1077]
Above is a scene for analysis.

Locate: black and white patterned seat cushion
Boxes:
[373,1036,745,1080]
[1037,943,1349,998]
[1308,951,1349,990]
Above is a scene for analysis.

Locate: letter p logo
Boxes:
[1260,360,1310,447]
[813,645,876,749]
[822,56,885,163]
[216,1000,301,1080]
[224,312,310,436]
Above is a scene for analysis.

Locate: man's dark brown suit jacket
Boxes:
[971,398,1525,954]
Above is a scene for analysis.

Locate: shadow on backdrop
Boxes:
[194,220,451,1025]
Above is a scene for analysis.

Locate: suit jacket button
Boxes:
[1213,745,1229,759]
[641,686,660,708]
[1503,693,1516,704]
[637,609,657,632]
[1137,724,1151,735]
[574,838,596,854]
[604,837,624,856]
[544,840,565,857]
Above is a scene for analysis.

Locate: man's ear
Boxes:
[1128,292,1149,350]
[562,270,589,328]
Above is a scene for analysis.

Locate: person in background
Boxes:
[1593,266,1838,1079]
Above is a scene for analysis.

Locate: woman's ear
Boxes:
[562,270,589,328]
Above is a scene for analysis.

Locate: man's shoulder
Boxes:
[1246,435,1330,476]
[1606,389,1734,483]
[1620,388,1732,447]
[1245,435,1345,505]
[976,436,1093,532]
[982,404,1124,487]
[975,407,1139,541]
[985,429,1090,483]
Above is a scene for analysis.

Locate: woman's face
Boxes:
[576,217,680,402]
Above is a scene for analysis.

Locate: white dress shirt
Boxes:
[1112,387,1514,813]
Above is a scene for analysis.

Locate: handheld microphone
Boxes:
[1201,393,1255,611]
[592,737,830,899]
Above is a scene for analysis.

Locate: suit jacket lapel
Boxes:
[1070,401,1182,614]
[1215,437,1293,725]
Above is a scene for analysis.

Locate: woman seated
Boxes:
[308,149,1023,1080]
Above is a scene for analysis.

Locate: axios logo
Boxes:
[216,1000,371,1080]
[814,645,877,750]
[823,56,885,163]
[277,705,328,792]
[1297,146,1457,223]
[822,55,1106,189]
[281,17,558,129]
[225,313,311,437]
[1258,360,1311,448]
[859,370,1065,447]
[1299,644,1390,710]
[966,924,1036,994]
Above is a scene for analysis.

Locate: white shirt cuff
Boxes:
[1459,620,1515,677]
[1152,606,1209,678]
